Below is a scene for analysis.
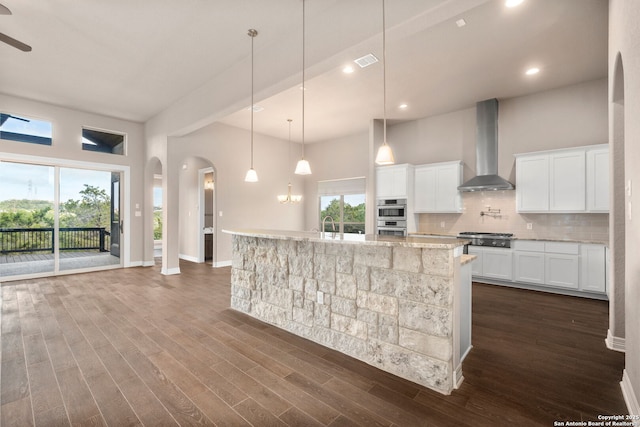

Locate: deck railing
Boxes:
[0,227,111,254]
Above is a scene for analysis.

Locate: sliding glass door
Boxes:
[0,160,122,279]
[0,162,55,277]
[58,167,121,272]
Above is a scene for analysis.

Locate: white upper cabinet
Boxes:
[516,154,549,212]
[549,150,586,211]
[515,144,608,213]
[376,164,413,199]
[413,161,462,213]
[586,147,609,212]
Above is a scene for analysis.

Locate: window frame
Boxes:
[0,112,53,146]
[81,126,127,156]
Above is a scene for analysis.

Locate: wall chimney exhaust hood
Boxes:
[458,98,514,192]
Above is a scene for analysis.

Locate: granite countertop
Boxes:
[410,232,607,246]
[460,254,477,265]
[223,229,469,249]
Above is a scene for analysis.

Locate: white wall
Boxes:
[610,0,640,416]
[0,94,146,264]
[303,131,370,231]
[168,122,305,265]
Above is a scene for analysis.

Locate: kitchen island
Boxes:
[224,229,472,395]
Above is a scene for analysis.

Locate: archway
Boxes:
[145,157,163,267]
[177,156,218,267]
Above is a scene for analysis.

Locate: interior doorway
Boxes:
[199,167,215,264]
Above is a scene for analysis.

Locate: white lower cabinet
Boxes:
[545,253,579,289]
[580,244,606,293]
[514,251,545,284]
[481,248,513,281]
[472,240,606,298]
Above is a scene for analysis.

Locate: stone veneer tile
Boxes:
[303,278,318,301]
[399,328,452,361]
[331,295,357,318]
[256,264,287,288]
[277,239,297,257]
[356,291,398,316]
[262,285,293,309]
[314,253,336,282]
[293,307,314,327]
[293,291,304,308]
[354,246,392,268]
[314,304,331,328]
[336,273,357,299]
[378,314,398,344]
[231,284,251,301]
[370,268,408,297]
[289,253,313,279]
[366,341,450,393]
[398,301,451,337]
[231,269,255,290]
[289,275,304,292]
[331,313,368,340]
[354,265,370,291]
[254,301,291,326]
[396,275,453,307]
[392,247,422,273]
[421,248,453,277]
[318,280,336,295]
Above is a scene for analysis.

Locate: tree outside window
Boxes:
[320,194,365,234]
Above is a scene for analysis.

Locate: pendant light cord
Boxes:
[301,0,305,159]
[250,29,256,169]
[382,0,387,146]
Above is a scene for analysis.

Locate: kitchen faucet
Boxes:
[321,215,336,237]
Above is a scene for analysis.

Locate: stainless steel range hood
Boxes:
[458,98,514,192]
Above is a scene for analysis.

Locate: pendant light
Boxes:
[278,119,303,203]
[375,0,396,165]
[294,0,312,175]
[245,29,259,182]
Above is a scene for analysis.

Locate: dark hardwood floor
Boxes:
[1,261,627,426]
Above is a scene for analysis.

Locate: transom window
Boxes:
[0,113,53,146]
[82,128,126,155]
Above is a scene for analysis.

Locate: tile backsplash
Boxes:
[417,191,608,243]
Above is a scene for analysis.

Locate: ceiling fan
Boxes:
[0,3,32,52]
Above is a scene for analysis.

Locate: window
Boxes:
[0,113,53,146]
[82,128,126,155]
[318,177,366,234]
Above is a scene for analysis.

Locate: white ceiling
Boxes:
[0,0,608,143]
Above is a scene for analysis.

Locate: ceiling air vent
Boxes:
[354,53,379,68]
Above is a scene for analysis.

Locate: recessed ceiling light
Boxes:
[455,19,466,28]
[505,0,524,8]
[354,53,379,68]
[248,104,264,112]
[343,65,355,74]
[399,103,408,110]
[525,67,540,76]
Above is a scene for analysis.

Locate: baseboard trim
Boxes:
[214,260,232,268]
[142,260,155,267]
[453,363,464,389]
[621,369,640,416]
[161,267,181,276]
[127,261,143,267]
[606,329,626,353]
[179,254,199,263]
